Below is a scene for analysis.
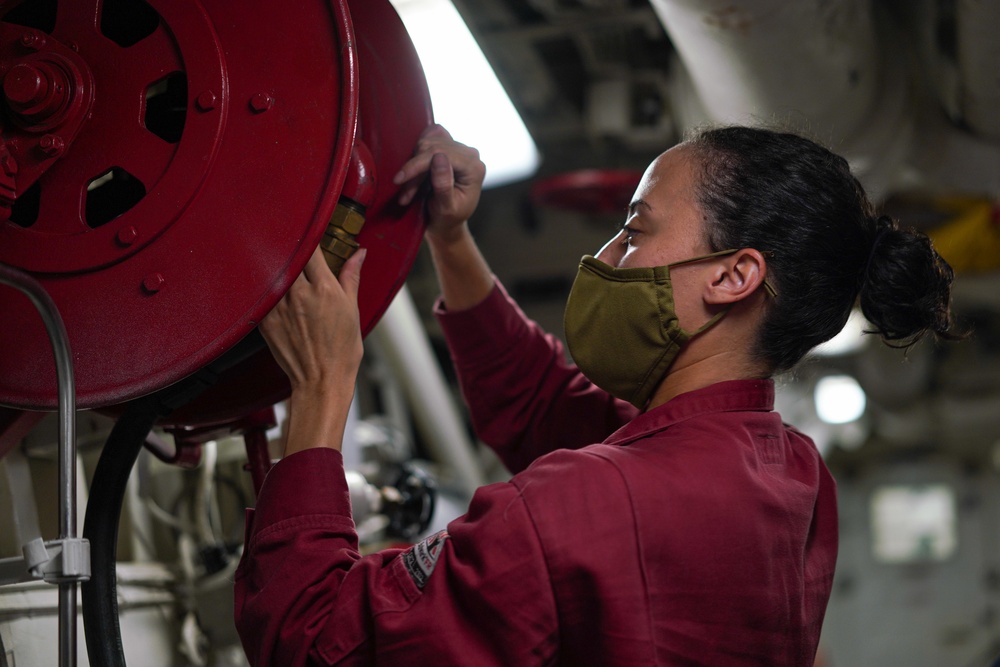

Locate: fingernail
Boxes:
[358,248,368,266]
[393,170,405,185]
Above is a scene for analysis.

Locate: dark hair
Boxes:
[687,125,961,373]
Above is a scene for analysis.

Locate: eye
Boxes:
[619,222,639,246]
[619,201,643,246]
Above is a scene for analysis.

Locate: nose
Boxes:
[595,230,625,266]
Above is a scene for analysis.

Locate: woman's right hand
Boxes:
[394,125,486,244]
[258,247,365,455]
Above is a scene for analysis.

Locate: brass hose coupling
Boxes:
[321,199,365,277]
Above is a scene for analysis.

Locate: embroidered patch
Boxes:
[402,530,449,589]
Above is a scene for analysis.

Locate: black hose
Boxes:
[81,394,162,667]
[81,330,265,667]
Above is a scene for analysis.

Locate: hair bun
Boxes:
[861,215,894,286]
[859,220,961,346]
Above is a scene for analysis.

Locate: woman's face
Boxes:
[594,144,715,333]
[595,144,709,270]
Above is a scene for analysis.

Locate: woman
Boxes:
[234,125,959,666]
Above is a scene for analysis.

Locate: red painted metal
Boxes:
[160,407,276,494]
[530,169,645,215]
[0,23,94,220]
[152,0,433,429]
[0,0,431,439]
[343,140,377,209]
[0,0,362,409]
[0,143,16,217]
[344,0,434,336]
[243,429,272,498]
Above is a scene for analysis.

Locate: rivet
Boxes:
[249,93,274,113]
[196,90,217,112]
[19,32,45,51]
[117,226,138,246]
[39,134,65,157]
[143,273,165,293]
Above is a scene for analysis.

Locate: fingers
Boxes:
[421,124,453,140]
[393,125,453,186]
[394,151,435,187]
[394,124,483,206]
[338,247,366,302]
[259,246,365,382]
[301,246,334,284]
[298,245,365,298]
[428,152,456,209]
[397,173,428,208]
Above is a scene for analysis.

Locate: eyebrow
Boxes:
[628,199,651,213]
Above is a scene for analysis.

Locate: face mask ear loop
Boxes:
[669,248,777,298]
[687,303,734,337]
[666,248,738,338]
[666,248,739,269]
[630,300,731,408]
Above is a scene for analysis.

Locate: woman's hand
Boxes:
[394,124,486,244]
[260,247,366,455]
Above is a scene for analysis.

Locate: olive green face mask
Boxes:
[563,249,739,409]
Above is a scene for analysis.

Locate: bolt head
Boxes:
[39,134,65,157]
[196,90,217,112]
[143,273,165,293]
[249,93,274,113]
[19,33,45,50]
[117,226,138,246]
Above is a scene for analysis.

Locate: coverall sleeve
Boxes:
[234,447,559,666]
[435,280,637,473]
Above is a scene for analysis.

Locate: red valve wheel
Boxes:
[530,169,644,215]
[0,0,430,414]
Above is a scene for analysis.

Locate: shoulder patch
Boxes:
[402,529,449,589]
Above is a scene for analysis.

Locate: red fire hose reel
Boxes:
[0,0,432,419]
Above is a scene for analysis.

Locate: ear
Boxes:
[703,249,767,305]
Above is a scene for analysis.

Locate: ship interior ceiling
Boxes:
[1,0,1000,666]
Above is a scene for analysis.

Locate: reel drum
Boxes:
[0,0,432,418]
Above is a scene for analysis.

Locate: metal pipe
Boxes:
[0,262,77,667]
[368,286,485,497]
[196,441,219,545]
